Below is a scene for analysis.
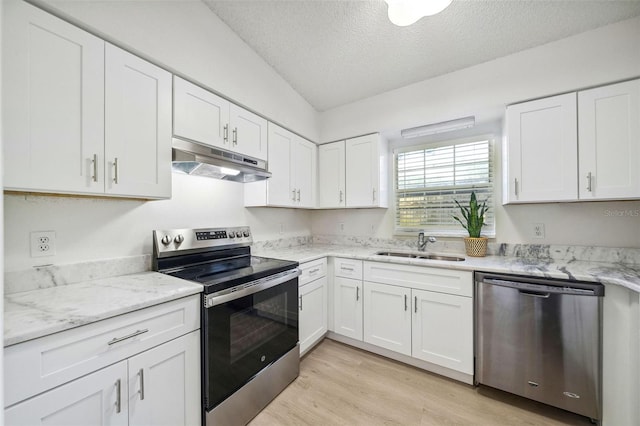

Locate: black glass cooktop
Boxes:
[167,255,298,295]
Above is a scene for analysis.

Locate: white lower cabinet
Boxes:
[5,361,129,426]
[4,296,201,426]
[299,258,328,355]
[333,276,363,341]
[412,289,473,374]
[363,281,411,356]
[299,277,328,355]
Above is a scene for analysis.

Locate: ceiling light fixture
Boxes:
[401,116,475,138]
[384,0,452,27]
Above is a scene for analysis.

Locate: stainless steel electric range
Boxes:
[152,226,300,426]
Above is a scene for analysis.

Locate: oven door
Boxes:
[202,270,299,412]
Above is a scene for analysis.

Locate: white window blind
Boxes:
[395,138,495,236]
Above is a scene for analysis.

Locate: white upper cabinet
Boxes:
[3,1,171,199]
[105,44,172,199]
[318,141,346,208]
[578,79,640,200]
[505,93,578,203]
[244,122,316,208]
[173,76,267,161]
[345,134,389,208]
[230,103,268,160]
[173,76,230,150]
[3,0,105,194]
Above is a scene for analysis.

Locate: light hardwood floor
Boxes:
[249,339,593,426]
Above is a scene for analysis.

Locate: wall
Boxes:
[4,174,311,271]
[0,0,5,415]
[35,0,319,141]
[312,16,640,249]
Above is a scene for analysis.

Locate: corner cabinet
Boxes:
[2,0,172,199]
[318,134,388,209]
[504,78,640,204]
[244,122,317,208]
[173,76,267,161]
[4,296,201,426]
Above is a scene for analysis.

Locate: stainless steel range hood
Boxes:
[172,137,271,183]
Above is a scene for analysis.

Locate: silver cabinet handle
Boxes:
[586,172,593,192]
[113,158,119,184]
[309,268,320,274]
[138,368,145,400]
[341,266,354,271]
[232,127,238,145]
[514,178,519,197]
[404,294,408,311]
[296,189,301,202]
[223,124,229,143]
[356,286,360,301]
[108,328,149,345]
[339,190,343,203]
[299,295,302,311]
[372,188,376,203]
[292,189,297,201]
[91,154,98,182]
[115,379,122,413]
[414,296,417,313]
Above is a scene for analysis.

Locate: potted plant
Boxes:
[452,191,489,257]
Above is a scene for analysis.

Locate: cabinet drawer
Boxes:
[299,258,327,286]
[334,258,363,279]
[363,262,472,297]
[5,295,199,407]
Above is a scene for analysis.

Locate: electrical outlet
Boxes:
[533,223,545,239]
[339,223,345,233]
[30,231,56,257]
[279,223,284,235]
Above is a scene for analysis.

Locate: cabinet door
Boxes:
[333,276,363,340]
[128,331,201,426]
[173,76,230,150]
[579,79,640,200]
[3,0,104,194]
[363,282,411,356]
[5,361,128,426]
[299,277,328,355]
[412,289,473,374]
[346,135,378,207]
[230,103,268,160]
[506,93,578,203]
[266,123,295,206]
[318,141,346,208]
[292,137,317,208]
[104,44,172,199]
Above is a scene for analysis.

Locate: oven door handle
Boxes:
[204,268,301,308]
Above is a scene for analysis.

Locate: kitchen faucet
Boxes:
[417,232,437,251]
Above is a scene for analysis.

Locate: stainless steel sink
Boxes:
[375,251,465,261]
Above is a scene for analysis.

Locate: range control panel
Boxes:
[153,226,252,256]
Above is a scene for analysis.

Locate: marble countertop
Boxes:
[253,244,640,293]
[4,272,203,347]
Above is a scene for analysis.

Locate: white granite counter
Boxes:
[253,244,640,294]
[4,272,202,347]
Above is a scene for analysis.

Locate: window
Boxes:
[394,136,495,236]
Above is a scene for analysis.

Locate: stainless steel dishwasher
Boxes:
[475,272,604,422]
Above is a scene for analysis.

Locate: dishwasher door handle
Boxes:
[520,290,551,298]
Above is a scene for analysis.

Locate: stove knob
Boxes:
[228,231,235,238]
[161,235,171,246]
[174,234,184,244]
[243,230,250,237]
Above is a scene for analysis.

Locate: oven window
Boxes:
[229,294,288,363]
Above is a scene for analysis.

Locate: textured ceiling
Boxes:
[203,0,640,112]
